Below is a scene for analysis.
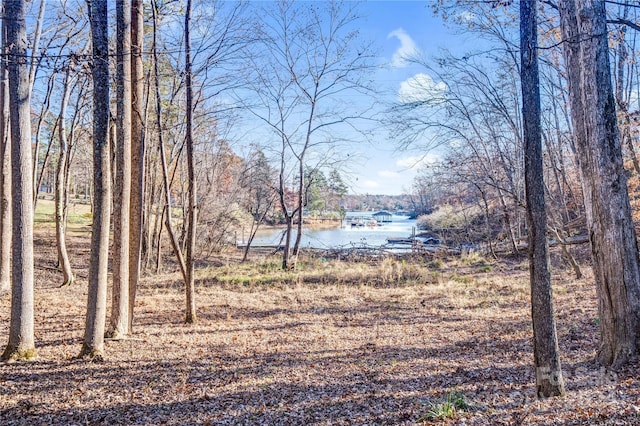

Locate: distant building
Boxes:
[372,211,392,223]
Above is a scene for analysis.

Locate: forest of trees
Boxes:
[1,0,640,403]
[402,0,640,378]
[0,0,373,359]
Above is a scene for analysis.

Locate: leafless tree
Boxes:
[108,0,133,339]
[55,64,75,287]
[0,11,10,297]
[521,0,565,397]
[240,147,277,261]
[184,0,197,324]
[2,0,37,361]
[79,0,111,360]
[246,0,375,269]
[129,0,145,333]
[558,0,640,367]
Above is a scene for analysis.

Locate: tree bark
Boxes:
[2,0,36,361]
[129,0,145,333]
[521,0,565,397]
[55,66,74,287]
[32,72,55,208]
[184,0,197,324]
[0,18,11,297]
[152,0,187,286]
[108,0,132,340]
[559,0,640,367]
[29,0,46,204]
[79,0,111,360]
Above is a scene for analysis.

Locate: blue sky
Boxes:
[345,1,465,196]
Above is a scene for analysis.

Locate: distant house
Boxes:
[372,211,392,223]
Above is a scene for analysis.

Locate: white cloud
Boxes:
[457,11,476,24]
[397,73,447,104]
[396,154,440,170]
[387,28,420,68]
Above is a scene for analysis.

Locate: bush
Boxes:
[417,204,481,230]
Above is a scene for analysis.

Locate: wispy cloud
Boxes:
[396,154,440,170]
[397,73,447,104]
[387,28,419,68]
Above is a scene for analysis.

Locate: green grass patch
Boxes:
[418,390,470,423]
[34,199,92,228]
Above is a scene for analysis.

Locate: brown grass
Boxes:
[0,231,639,425]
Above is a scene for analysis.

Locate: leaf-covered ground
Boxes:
[1,232,639,425]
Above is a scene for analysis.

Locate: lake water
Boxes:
[241,213,419,249]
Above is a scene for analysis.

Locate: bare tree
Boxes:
[2,0,36,360]
[55,65,75,287]
[0,12,10,297]
[240,147,277,261]
[108,0,132,339]
[151,0,187,298]
[29,0,47,202]
[128,0,145,333]
[184,0,197,324]
[559,0,640,367]
[79,0,111,360]
[521,0,565,397]
[247,0,374,269]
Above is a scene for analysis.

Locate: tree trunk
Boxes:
[559,0,640,367]
[29,0,46,206]
[292,158,304,261]
[55,66,74,287]
[613,7,640,176]
[521,0,565,397]
[108,0,132,340]
[33,72,55,208]
[498,188,519,254]
[184,0,197,324]
[0,18,11,297]
[152,0,187,285]
[79,0,111,361]
[129,0,145,333]
[27,0,46,90]
[2,0,36,361]
[282,217,293,270]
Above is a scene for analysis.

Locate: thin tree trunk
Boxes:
[29,0,46,207]
[154,207,164,274]
[27,0,46,90]
[278,167,292,270]
[33,72,55,207]
[559,0,640,367]
[108,0,132,340]
[184,0,197,324]
[152,0,187,283]
[79,0,111,361]
[2,0,36,361]
[550,227,583,279]
[282,216,293,269]
[521,0,565,397]
[498,189,519,254]
[613,6,640,176]
[292,158,304,260]
[55,66,74,287]
[129,0,145,333]
[0,17,11,297]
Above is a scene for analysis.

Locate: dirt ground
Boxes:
[0,231,639,425]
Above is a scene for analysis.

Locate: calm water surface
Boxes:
[243,213,418,249]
